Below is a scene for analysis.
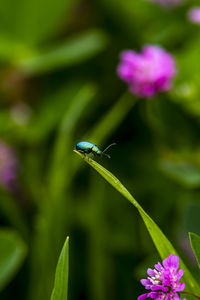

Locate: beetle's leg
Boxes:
[85,147,93,162]
[87,153,94,161]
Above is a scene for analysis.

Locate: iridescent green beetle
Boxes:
[75,141,116,158]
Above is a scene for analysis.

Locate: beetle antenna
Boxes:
[102,143,116,157]
[102,153,110,158]
[102,143,117,153]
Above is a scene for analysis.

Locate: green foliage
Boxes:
[1,0,200,299]
[50,237,69,300]
[0,230,27,291]
[74,150,200,294]
[0,0,75,45]
[183,204,200,237]
[160,160,200,188]
[18,30,109,75]
[189,232,200,270]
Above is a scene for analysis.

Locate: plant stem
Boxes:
[181,291,200,299]
[87,91,137,145]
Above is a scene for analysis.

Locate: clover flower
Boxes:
[117,45,177,98]
[0,141,19,192]
[138,254,185,300]
[187,7,200,24]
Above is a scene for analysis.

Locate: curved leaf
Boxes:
[189,232,200,270]
[18,30,108,75]
[50,237,69,300]
[74,151,200,295]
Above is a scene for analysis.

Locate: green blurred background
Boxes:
[0,0,200,299]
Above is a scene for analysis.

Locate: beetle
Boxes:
[75,141,116,159]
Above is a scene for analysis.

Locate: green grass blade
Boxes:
[0,229,27,291]
[70,92,137,182]
[74,151,200,294]
[48,82,97,197]
[86,92,136,145]
[189,232,200,270]
[24,81,90,144]
[28,83,96,300]
[160,160,200,188]
[18,29,108,75]
[50,237,69,300]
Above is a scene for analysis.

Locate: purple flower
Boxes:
[117,45,177,98]
[0,141,19,192]
[138,254,185,300]
[187,7,200,24]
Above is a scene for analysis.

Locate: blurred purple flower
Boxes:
[0,141,19,192]
[138,254,185,300]
[187,7,200,24]
[117,45,177,98]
